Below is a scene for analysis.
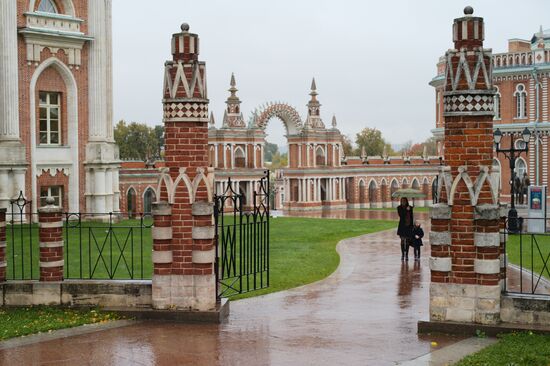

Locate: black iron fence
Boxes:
[214,172,270,298]
[504,216,550,296]
[5,193,152,280]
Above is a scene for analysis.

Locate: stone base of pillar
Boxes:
[430,283,501,325]
[85,141,121,215]
[0,141,27,210]
[152,274,217,311]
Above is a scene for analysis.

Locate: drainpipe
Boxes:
[532,68,541,185]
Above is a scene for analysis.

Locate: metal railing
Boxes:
[504,216,550,296]
[5,196,152,281]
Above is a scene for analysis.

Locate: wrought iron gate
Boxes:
[214,171,270,298]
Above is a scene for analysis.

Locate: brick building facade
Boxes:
[0,0,119,215]
[432,26,550,203]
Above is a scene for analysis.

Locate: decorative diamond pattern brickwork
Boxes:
[443,94,494,116]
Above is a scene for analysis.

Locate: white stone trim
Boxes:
[38,221,63,228]
[429,231,451,246]
[40,260,64,268]
[192,226,215,240]
[39,241,64,248]
[0,241,6,248]
[192,249,215,264]
[474,232,500,247]
[430,257,452,272]
[474,259,500,274]
[192,201,213,216]
[152,250,173,264]
[500,254,506,268]
[0,261,6,268]
[152,226,172,240]
[0,221,6,228]
[152,203,171,216]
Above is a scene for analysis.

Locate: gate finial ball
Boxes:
[181,23,190,32]
[464,6,474,15]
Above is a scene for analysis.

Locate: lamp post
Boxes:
[493,127,531,232]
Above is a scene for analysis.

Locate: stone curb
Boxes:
[0,319,138,350]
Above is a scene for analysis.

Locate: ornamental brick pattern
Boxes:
[152,23,216,311]
[430,7,501,325]
[38,202,64,282]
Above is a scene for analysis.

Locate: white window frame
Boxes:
[37,0,58,13]
[514,84,527,119]
[39,91,61,145]
[40,185,63,207]
[494,87,501,120]
[515,157,527,178]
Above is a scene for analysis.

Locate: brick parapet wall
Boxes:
[38,205,63,282]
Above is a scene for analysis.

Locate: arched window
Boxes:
[358,180,366,204]
[515,158,527,178]
[494,86,501,120]
[368,180,377,203]
[315,146,326,166]
[514,138,527,151]
[37,0,58,13]
[402,178,409,189]
[411,179,420,190]
[492,158,502,191]
[390,179,399,195]
[514,84,527,119]
[234,146,246,168]
[127,187,137,218]
[143,188,156,215]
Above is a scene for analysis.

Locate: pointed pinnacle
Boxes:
[311,77,317,91]
[332,114,337,128]
[230,73,236,87]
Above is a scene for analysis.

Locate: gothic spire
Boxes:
[209,112,215,129]
[331,114,337,129]
[223,73,245,128]
[305,77,324,129]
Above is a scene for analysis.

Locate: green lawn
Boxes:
[506,233,550,287]
[455,332,550,366]
[0,307,122,341]
[230,217,396,299]
[6,218,152,280]
[6,216,395,299]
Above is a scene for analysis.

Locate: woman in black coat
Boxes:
[397,197,414,261]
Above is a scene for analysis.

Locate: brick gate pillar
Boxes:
[38,198,64,282]
[153,23,216,311]
[429,7,501,325]
[0,208,6,282]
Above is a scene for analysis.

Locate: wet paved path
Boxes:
[0,226,463,366]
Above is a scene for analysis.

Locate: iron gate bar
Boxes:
[215,171,270,298]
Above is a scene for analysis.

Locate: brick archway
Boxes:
[251,103,303,136]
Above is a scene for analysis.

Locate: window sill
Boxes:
[37,145,70,149]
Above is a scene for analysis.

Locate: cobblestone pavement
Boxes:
[0,225,464,366]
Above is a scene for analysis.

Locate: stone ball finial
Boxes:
[181,23,190,32]
[464,6,474,15]
[45,196,55,205]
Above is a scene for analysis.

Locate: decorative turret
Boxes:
[209,112,216,129]
[331,115,337,129]
[222,73,246,128]
[304,78,325,129]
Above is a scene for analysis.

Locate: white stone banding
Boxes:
[152,250,173,264]
[430,257,452,272]
[474,204,500,220]
[40,260,64,268]
[39,241,64,248]
[152,226,172,240]
[192,249,215,264]
[0,222,6,228]
[430,204,451,220]
[38,221,63,229]
[474,259,500,274]
[0,261,6,268]
[474,232,500,247]
[0,241,6,248]
[192,201,213,216]
[152,202,172,216]
[192,226,215,240]
[429,231,451,246]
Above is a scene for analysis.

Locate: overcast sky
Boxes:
[112,0,550,148]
